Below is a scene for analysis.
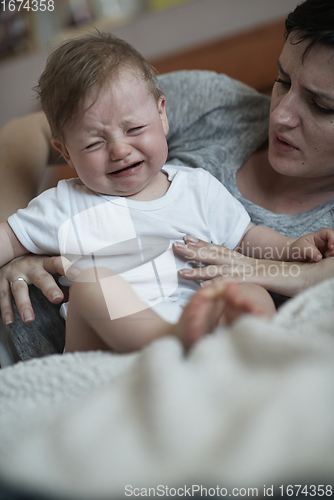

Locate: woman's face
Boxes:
[269,35,334,180]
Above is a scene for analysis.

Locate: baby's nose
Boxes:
[109,140,132,161]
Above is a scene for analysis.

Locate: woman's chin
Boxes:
[268,149,304,178]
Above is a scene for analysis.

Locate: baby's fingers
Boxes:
[324,249,334,258]
[327,230,334,250]
[294,240,323,262]
[312,228,334,251]
[305,245,323,262]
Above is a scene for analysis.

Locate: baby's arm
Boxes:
[0,222,29,267]
[237,224,334,262]
[236,224,294,260]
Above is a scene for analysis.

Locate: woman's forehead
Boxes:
[280,36,334,80]
[285,32,334,58]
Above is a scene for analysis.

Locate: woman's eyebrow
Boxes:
[277,59,334,103]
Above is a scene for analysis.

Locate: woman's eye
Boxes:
[275,78,291,89]
[311,100,334,115]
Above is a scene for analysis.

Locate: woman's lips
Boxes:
[109,161,143,178]
[273,134,298,153]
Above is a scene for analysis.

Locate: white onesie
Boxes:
[8,165,250,323]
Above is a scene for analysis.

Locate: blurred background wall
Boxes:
[0,0,299,129]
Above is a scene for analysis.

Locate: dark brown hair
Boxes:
[35,31,163,143]
[285,0,334,60]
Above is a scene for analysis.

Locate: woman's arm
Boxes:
[0,222,28,267]
[173,236,334,297]
[0,113,69,322]
[0,112,53,221]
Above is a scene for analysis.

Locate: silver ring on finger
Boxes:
[10,277,28,289]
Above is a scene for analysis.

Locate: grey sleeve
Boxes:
[158,70,271,182]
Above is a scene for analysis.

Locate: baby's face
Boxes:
[53,70,169,198]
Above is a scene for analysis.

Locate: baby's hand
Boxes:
[291,228,334,262]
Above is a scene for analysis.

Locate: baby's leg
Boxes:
[172,284,226,349]
[66,270,275,354]
[173,282,275,349]
[222,282,276,325]
[65,268,173,353]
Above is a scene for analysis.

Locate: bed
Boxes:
[0,277,333,499]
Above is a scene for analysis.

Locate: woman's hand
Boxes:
[0,254,77,325]
[173,235,258,281]
[173,235,327,297]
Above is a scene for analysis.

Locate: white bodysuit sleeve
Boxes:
[7,181,71,255]
[202,170,251,249]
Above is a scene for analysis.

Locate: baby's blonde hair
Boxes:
[35,31,163,143]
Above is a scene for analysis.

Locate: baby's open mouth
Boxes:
[111,161,143,175]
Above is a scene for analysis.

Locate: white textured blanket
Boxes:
[0,279,334,499]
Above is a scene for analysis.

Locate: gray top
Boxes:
[159,70,334,237]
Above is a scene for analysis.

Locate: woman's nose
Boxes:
[270,92,300,129]
[109,140,132,161]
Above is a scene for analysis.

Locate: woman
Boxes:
[0,0,333,359]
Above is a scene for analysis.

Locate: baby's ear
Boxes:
[158,95,169,136]
[51,139,75,169]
